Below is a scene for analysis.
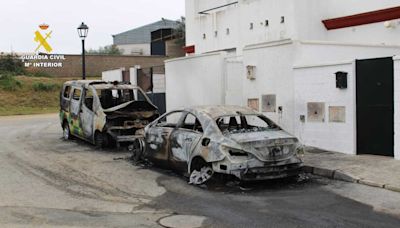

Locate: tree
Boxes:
[0,54,25,75]
[86,45,122,55]
[173,17,186,47]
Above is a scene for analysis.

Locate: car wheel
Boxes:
[95,132,107,149]
[129,138,145,163]
[189,158,214,185]
[63,122,72,140]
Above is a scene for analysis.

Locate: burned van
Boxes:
[60,80,159,148]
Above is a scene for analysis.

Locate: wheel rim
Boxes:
[189,166,214,185]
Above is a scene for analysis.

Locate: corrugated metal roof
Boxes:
[113,19,180,45]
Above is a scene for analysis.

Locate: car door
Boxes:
[69,87,84,138]
[170,112,203,171]
[145,111,185,167]
[80,87,95,141]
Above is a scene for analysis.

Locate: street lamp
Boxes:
[77,22,89,80]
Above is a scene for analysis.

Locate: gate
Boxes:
[137,66,166,114]
[356,57,394,157]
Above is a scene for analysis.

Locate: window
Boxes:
[214,31,218,37]
[63,86,71,98]
[84,88,94,111]
[226,28,230,35]
[72,89,81,101]
[182,113,203,132]
[281,16,285,23]
[216,115,278,134]
[155,111,183,128]
[203,33,206,39]
[96,88,145,109]
[250,23,254,30]
[265,20,269,27]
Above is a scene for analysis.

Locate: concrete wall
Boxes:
[292,43,400,155]
[26,54,167,77]
[116,43,151,55]
[153,73,166,93]
[165,39,186,58]
[165,52,225,111]
[242,40,295,132]
[186,0,400,55]
[293,62,355,155]
[186,0,296,55]
[294,0,400,45]
[394,56,400,160]
[102,68,124,82]
[295,41,400,66]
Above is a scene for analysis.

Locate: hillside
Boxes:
[0,76,97,116]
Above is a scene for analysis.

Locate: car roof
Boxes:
[185,105,260,119]
[63,80,141,90]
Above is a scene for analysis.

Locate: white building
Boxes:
[166,0,400,159]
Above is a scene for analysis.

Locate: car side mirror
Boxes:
[202,138,210,147]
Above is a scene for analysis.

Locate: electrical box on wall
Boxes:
[247,65,256,80]
[336,71,348,89]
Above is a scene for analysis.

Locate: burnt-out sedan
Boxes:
[143,106,303,185]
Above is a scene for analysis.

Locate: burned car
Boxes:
[143,105,303,184]
[60,80,159,148]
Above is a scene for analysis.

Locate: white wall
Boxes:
[186,0,296,55]
[165,52,226,112]
[116,43,150,56]
[293,43,400,155]
[225,57,244,106]
[293,62,355,154]
[186,0,400,55]
[242,40,295,132]
[394,56,400,160]
[153,73,166,93]
[295,41,400,66]
[294,0,400,45]
[102,68,124,82]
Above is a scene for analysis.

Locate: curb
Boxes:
[303,166,400,193]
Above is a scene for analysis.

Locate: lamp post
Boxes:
[77,22,89,80]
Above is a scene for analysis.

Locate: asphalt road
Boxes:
[1,114,400,228]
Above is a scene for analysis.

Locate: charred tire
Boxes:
[94,132,108,149]
[63,122,73,140]
[130,138,145,163]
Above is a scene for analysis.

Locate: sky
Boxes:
[0,0,185,54]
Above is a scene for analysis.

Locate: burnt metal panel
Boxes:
[356,57,394,157]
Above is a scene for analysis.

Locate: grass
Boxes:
[32,82,59,92]
[0,75,100,116]
[0,73,22,91]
